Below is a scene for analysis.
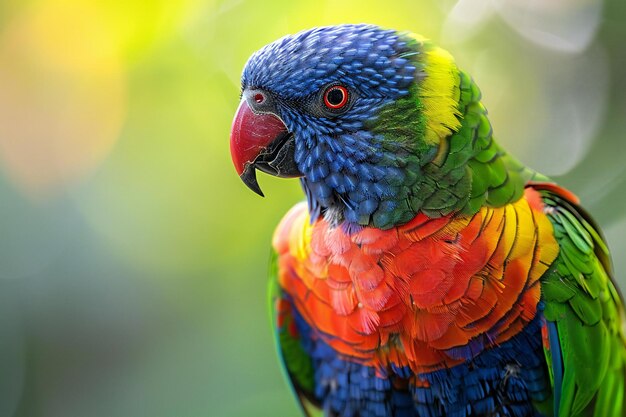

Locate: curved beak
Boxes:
[229,94,302,196]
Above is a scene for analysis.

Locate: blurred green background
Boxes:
[0,0,625,416]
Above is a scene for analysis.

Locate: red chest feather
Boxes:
[273,189,559,374]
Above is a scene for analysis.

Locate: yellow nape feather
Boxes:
[409,34,462,145]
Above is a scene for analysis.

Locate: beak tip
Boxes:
[240,165,265,197]
[252,186,265,198]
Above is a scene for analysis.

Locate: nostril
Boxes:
[254,93,265,104]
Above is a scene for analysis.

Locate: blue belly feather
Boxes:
[292,303,551,417]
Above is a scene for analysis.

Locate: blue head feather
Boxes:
[242,24,431,229]
[243,24,415,100]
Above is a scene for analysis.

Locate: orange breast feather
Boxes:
[272,188,559,374]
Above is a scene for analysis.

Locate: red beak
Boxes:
[229,94,301,196]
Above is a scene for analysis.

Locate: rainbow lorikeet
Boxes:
[229,24,626,417]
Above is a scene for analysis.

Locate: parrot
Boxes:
[228,24,626,417]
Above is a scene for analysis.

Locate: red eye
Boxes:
[323,85,349,110]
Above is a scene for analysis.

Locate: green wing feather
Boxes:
[268,249,322,417]
[538,187,626,417]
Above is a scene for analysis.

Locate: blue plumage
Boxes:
[545,320,563,417]
[243,25,416,100]
[291,298,551,417]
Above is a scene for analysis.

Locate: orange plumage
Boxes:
[273,188,559,374]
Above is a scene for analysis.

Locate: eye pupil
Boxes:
[327,89,344,105]
[323,85,349,110]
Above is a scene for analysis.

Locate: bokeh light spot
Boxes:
[0,0,127,196]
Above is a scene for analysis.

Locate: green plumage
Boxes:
[405,69,547,219]
[540,189,626,417]
[361,64,546,226]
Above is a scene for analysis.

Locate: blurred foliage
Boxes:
[0,0,624,416]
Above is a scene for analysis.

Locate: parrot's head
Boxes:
[230,24,467,229]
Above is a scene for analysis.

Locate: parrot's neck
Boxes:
[301,71,543,231]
